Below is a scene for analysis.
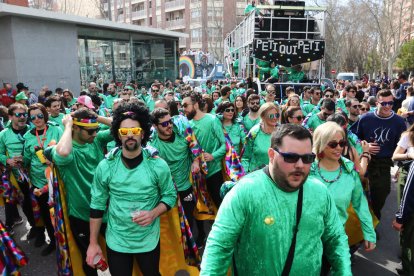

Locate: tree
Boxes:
[395,39,414,71]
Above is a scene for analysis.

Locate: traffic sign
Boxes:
[331,69,336,74]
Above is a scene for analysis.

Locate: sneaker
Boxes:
[12,217,24,227]
[27,227,39,240]
[34,231,46,247]
[41,243,56,256]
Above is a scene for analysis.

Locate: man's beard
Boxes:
[250,106,259,112]
[272,161,308,192]
[186,109,197,120]
[123,138,139,151]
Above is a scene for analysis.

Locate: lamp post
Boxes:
[100,43,109,81]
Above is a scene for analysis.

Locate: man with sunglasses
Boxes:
[0,103,31,234]
[47,108,113,275]
[201,124,350,275]
[303,98,335,133]
[336,85,357,116]
[146,84,163,112]
[149,108,202,244]
[302,87,322,116]
[350,89,406,223]
[87,103,176,275]
[242,94,261,132]
[345,98,361,127]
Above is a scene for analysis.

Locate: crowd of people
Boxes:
[0,73,413,275]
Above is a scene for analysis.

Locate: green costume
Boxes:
[67,98,77,108]
[105,94,118,110]
[223,122,246,156]
[49,113,64,129]
[149,128,195,192]
[0,126,29,177]
[287,67,305,83]
[241,124,271,172]
[304,113,325,133]
[309,157,376,243]
[336,99,348,115]
[190,114,226,177]
[49,130,113,221]
[90,148,177,253]
[242,115,260,132]
[23,124,62,188]
[233,59,239,76]
[302,103,317,116]
[200,169,351,275]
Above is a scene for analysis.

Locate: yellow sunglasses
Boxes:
[118,127,142,136]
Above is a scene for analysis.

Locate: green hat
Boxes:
[124,86,134,90]
[15,91,28,101]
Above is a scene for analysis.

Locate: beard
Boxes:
[123,138,140,152]
[272,161,308,192]
[186,109,197,120]
[250,106,260,112]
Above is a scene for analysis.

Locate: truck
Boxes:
[224,0,327,101]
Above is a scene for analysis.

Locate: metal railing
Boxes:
[165,0,185,10]
[166,18,185,29]
[132,10,146,19]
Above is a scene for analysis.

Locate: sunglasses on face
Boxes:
[158,119,173,127]
[30,113,44,120]
[118,127,142,136]
[359,107,368,111]
[379,101,394,107]
[349,90,356,93]
[324,94,334,98]
[79,126,100,135]
[290,115,304,121]
[268,113,280,119]
[14,112,28,118]
[249,101,260,105]
[327,140,347,149]
[314,92,321,96]
[274,148,316,164]
[152,89,159,92]
[267,91,276,95]
[224,108,235,113]
[182,103,192,108]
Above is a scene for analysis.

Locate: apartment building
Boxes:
[102,0,247,60]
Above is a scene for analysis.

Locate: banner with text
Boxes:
[253,39,325,67]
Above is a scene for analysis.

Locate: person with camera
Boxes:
[23,103,62,255]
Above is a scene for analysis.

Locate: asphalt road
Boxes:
[0,170,403,276]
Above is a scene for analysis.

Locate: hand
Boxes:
[6,157,20,168]
[62,114,73,129]
[364,240,376,252]
[368,142,380,155]
[407,152,414,160]
[203,152,214,162]
[392,219,403,231]
[132,210,156,226]
[191,160,200,174]
[86,243,104,268]
[361,140,370,153]
[33,188,42,197]
[401,112,409,118]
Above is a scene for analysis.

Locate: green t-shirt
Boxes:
[302,103,316,116]
[23,124,62,188]
[49,113,64,129]
[242,114,260,133]
[305,114,325,133]
[224,123,246,156]
[105,94,119,110]
[241,124,271,172]
[190,114,226,177]
[67,98,77,108]
[50,130,113,221]
[0,126,29,178]
[90,148,177,253]
[336,99,348,115]
[149,131,194,192]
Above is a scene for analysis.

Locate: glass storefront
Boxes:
[78,27,178,89]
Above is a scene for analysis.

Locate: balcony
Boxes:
[166,18,185,30]
[131,0,146,4]
[165,0,185,12]
[132,10,146,19]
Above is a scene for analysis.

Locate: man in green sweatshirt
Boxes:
[200,124,351,275]
[86,102,176,275]
[181,91,226,208]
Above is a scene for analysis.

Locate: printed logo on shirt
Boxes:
[264,216,275,225]
[373,126,391,145]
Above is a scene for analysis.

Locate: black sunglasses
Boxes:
[14,112,28,118]
[324,94,334,98]
[224,108,235,113]
[79,126,100,135]
[249,101,260,105]
[158,119,173,127]
[327,140,347,149]
[290,115,304,121]
[274,148,316,164]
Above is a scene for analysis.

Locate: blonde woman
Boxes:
[241,102,279,172]
[309,122,376,274]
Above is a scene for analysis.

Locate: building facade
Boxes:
[102,0,247,61]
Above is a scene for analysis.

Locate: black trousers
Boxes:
[69,216,106,276]
[37,192,55,244]
[368,158,393,220]
[178,186,196,228]
[17,180,35,227]
[206,171,224,208]
[5,202,20,227]
[107,241,161,276]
